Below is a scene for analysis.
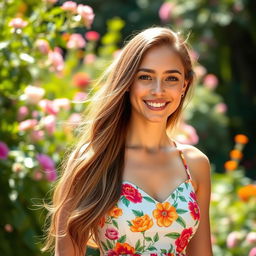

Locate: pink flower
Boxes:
[68,113,82,128]
[106,250,118,256]
[4,224,13,233]
[105,228,119,240]
[30,130,45,142]
[41,115,56,135]
[18,119,38,131]
[35,39,50,54]
[36,153,57,181]
[73,92,88,101]
[53,98,70,111]
[48,48,64,72]
[189,49,199,63]
[159,2,174,22]
[215,102,227,113]
[0,142,9,159]
[24,85,45,104]
[61,1,77,12]
[72,72,90,89]
[174,122,199,145]
[203,74,218,90]
[249,247,256,256]
[77,4,95,28]
[67,33,86,49]
[17,106,29,121]
[39,99,59,115]
[83,53,96,64]
[246,232,256,245]
[32,110,39,118]
[194,65,207,79]
[85,31,100,41]
[33,171,43,181]
[226,231,242,248]
[9,18,28,29]
[121,184,142,203]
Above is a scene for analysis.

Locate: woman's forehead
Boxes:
[138,45,185,74]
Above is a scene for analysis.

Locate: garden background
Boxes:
[0,0,256,255]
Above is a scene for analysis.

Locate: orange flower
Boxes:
[152,202,178,227]
[237,184,256,202]
[130,214,153,232]
[109,206,123,218]
[234,134,249,144]
[230,149,243,160]
[62,32,71,41]
[98,215,105,228]
[114,242,135,255]
[224,160,238,171]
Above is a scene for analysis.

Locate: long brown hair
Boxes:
[41,26,196,255]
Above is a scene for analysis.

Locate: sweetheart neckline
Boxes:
[122,179,193,204]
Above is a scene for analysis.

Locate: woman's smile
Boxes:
[143,100,170,111]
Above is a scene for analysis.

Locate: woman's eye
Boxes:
[166,76,178,81]
[138,75,152,80]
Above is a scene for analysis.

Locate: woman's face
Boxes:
[129,44,188,124]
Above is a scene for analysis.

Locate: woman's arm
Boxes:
[185,149,213,256]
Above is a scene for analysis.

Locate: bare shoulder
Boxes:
[175,142,212,192]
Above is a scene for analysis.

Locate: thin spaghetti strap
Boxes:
[172,139,192,181]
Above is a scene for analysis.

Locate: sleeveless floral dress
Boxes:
[97,140,200,256]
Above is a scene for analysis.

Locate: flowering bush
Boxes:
[211,135,256,255]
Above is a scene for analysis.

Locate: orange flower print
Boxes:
[188,201,200,220]
[98,215,105,228]
[175,227,193,253]
[130,214,153,232]
[109,206,123,218]
[152,202,178,227]
[107,242,135,256]
[121,184,142,203]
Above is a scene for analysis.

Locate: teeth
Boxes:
[146,102,166,108]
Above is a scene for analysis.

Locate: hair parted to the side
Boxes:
[41,26,196,256]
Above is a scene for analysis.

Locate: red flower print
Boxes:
[188,201,200,220]
[189,191,197,201]
[106,249,118,256]
[175,228,193,253]
[105,228,119,240]
[114,242,135,255]
[150,254,158,256]
[121,184,142,203]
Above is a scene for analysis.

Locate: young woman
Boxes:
[42,26,213,256]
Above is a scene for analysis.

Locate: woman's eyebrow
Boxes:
[137,68,182,75]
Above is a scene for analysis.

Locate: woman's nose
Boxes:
[151,79,165,94]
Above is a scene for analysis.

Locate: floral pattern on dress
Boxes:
[98,180,200,256]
